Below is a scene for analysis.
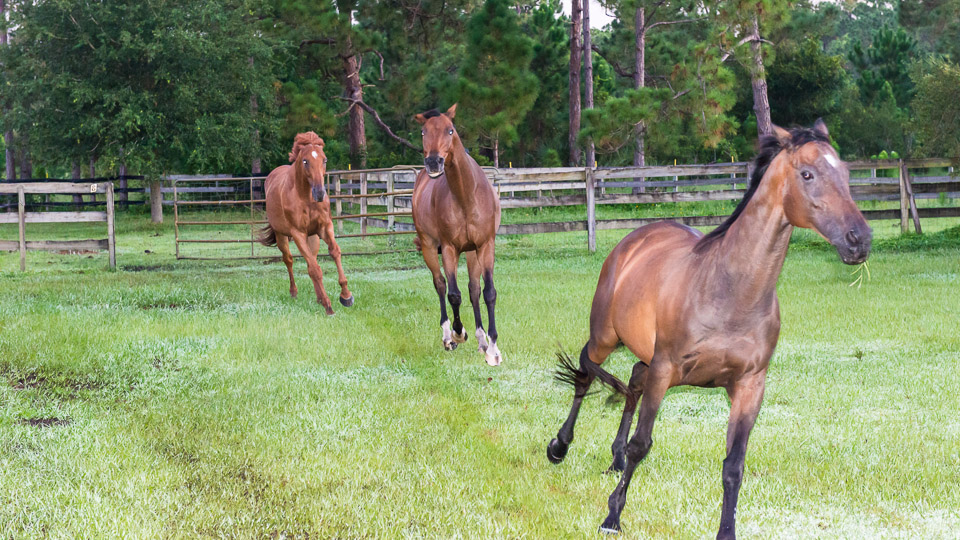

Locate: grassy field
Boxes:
[1,209,959,539]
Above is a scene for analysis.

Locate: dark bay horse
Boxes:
[258,132,353,315]
[412,104,503,366]
[547,120,871,538]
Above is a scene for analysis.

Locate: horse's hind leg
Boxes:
[608,361,648,473]
[276,235,297,298]
[466,251,488,353]
[441,245,467,345]
[477,241,501,366]
[548,343,615,464]
[420,236,454,350]
[600,361,672,534]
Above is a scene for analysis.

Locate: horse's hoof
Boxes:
[452,327,467,344]
[444,341,458,351]
[290,290,298,298]
[547,438,568,464]
[339,294,354,307]
[324,306,335,316]
[484,341,502,366]
[598,516,622,535]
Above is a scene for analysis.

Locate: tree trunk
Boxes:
[633,5,646,193]
[342,51,367,168]
[582,0,596,169]
[750,16,772,137]
[118,154,128,209]
[249,57,262,176]
[150,180,163,223]
[493,137,499,168]
[1,0,14,181]
[17,134,32,179]
[568,0,583,166]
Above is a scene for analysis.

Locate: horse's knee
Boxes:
[307,265,323,281]
[483,285,497,304]
[447,290,461,306]
[626,434,652,463]
[722,455,744,491]
[329,245,341,258]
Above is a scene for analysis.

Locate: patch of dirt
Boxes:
[55,249,98,255]
[18,417,71,428]
[122,264,175,272]
[9,372,103,393]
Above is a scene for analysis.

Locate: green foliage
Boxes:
[767,38,846,125]
[1,0,280,178]
[911,59,960,159]
[848,25,918,108]
[455,0,539,161]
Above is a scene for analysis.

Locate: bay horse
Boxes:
[412,104,503,366]
[547,120,871,538]
[258,132,353,315]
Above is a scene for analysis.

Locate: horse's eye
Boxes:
[303,159,308,165]
[801,170,814,181]
[421,130,425,136]
[448,129,454,135]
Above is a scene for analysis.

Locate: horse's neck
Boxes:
[444,139,478,208]
[708,167,793,308]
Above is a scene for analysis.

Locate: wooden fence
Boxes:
[0,182,116,270]
[171,158,957,259]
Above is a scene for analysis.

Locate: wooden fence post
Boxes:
[17,185,26,271]
[106,183,116,268]
[150,179,163,224]
[360,172,368,236]
[335,174,343,234]
[387,173,395,231]
[586,166,596,252]
[898,159,909,233]
[901,160,922,234]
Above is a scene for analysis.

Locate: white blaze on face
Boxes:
[311,151,318,159]
[824,153,841,170]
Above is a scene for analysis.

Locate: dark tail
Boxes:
[257,224,277,247]
[555,346,631,397]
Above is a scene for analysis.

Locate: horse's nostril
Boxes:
[845,229,860,245]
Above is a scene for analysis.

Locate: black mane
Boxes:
[693,127,830,252]
[421,109,442,119]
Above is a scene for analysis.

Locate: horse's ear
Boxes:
[812,118,829,138]
[414,113,427,125]
[772,124,792,146]
[445,103,457,119]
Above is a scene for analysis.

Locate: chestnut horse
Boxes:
[547,120,871,538]
[258,132,353,315]
[412,105,503,366]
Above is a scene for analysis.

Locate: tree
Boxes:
[582,0,596,167]
[911,59,960,160]
[1,0,14,180]
[456,0,539,167]
[767,37,845,125]
[569,0,583,165]
[3,0,279,180]
[848,25,918,109]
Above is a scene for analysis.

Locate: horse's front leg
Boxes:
[477,242,500,366]
[717,372,766,540]
[323,223,353,307]
[420,235,454,350]
[609,361,648,473]
[290,232,334,315]
[440,244,467,346]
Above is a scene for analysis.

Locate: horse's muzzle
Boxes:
[311,185,326,203]
[835,225,872,265]
[424,156,444,178]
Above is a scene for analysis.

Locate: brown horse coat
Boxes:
[259,132,352,315]
[412,105,503,365]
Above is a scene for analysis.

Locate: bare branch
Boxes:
[371,50,385,81]
[719,33,772,63]
[340,98,420,151]
[591,44,635,78]
[645,17,706,31]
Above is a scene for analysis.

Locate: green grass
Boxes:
[1,211,959,538]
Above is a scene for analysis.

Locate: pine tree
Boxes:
[456,0,539,167]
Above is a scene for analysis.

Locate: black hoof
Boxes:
[598,516,622,535]
[339,294,354,307]
[547,438,568,464]
[444,341,458,351]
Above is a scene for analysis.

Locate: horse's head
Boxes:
[775,119,871,265]
[289,131,328,202]
[415,104,458,178]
